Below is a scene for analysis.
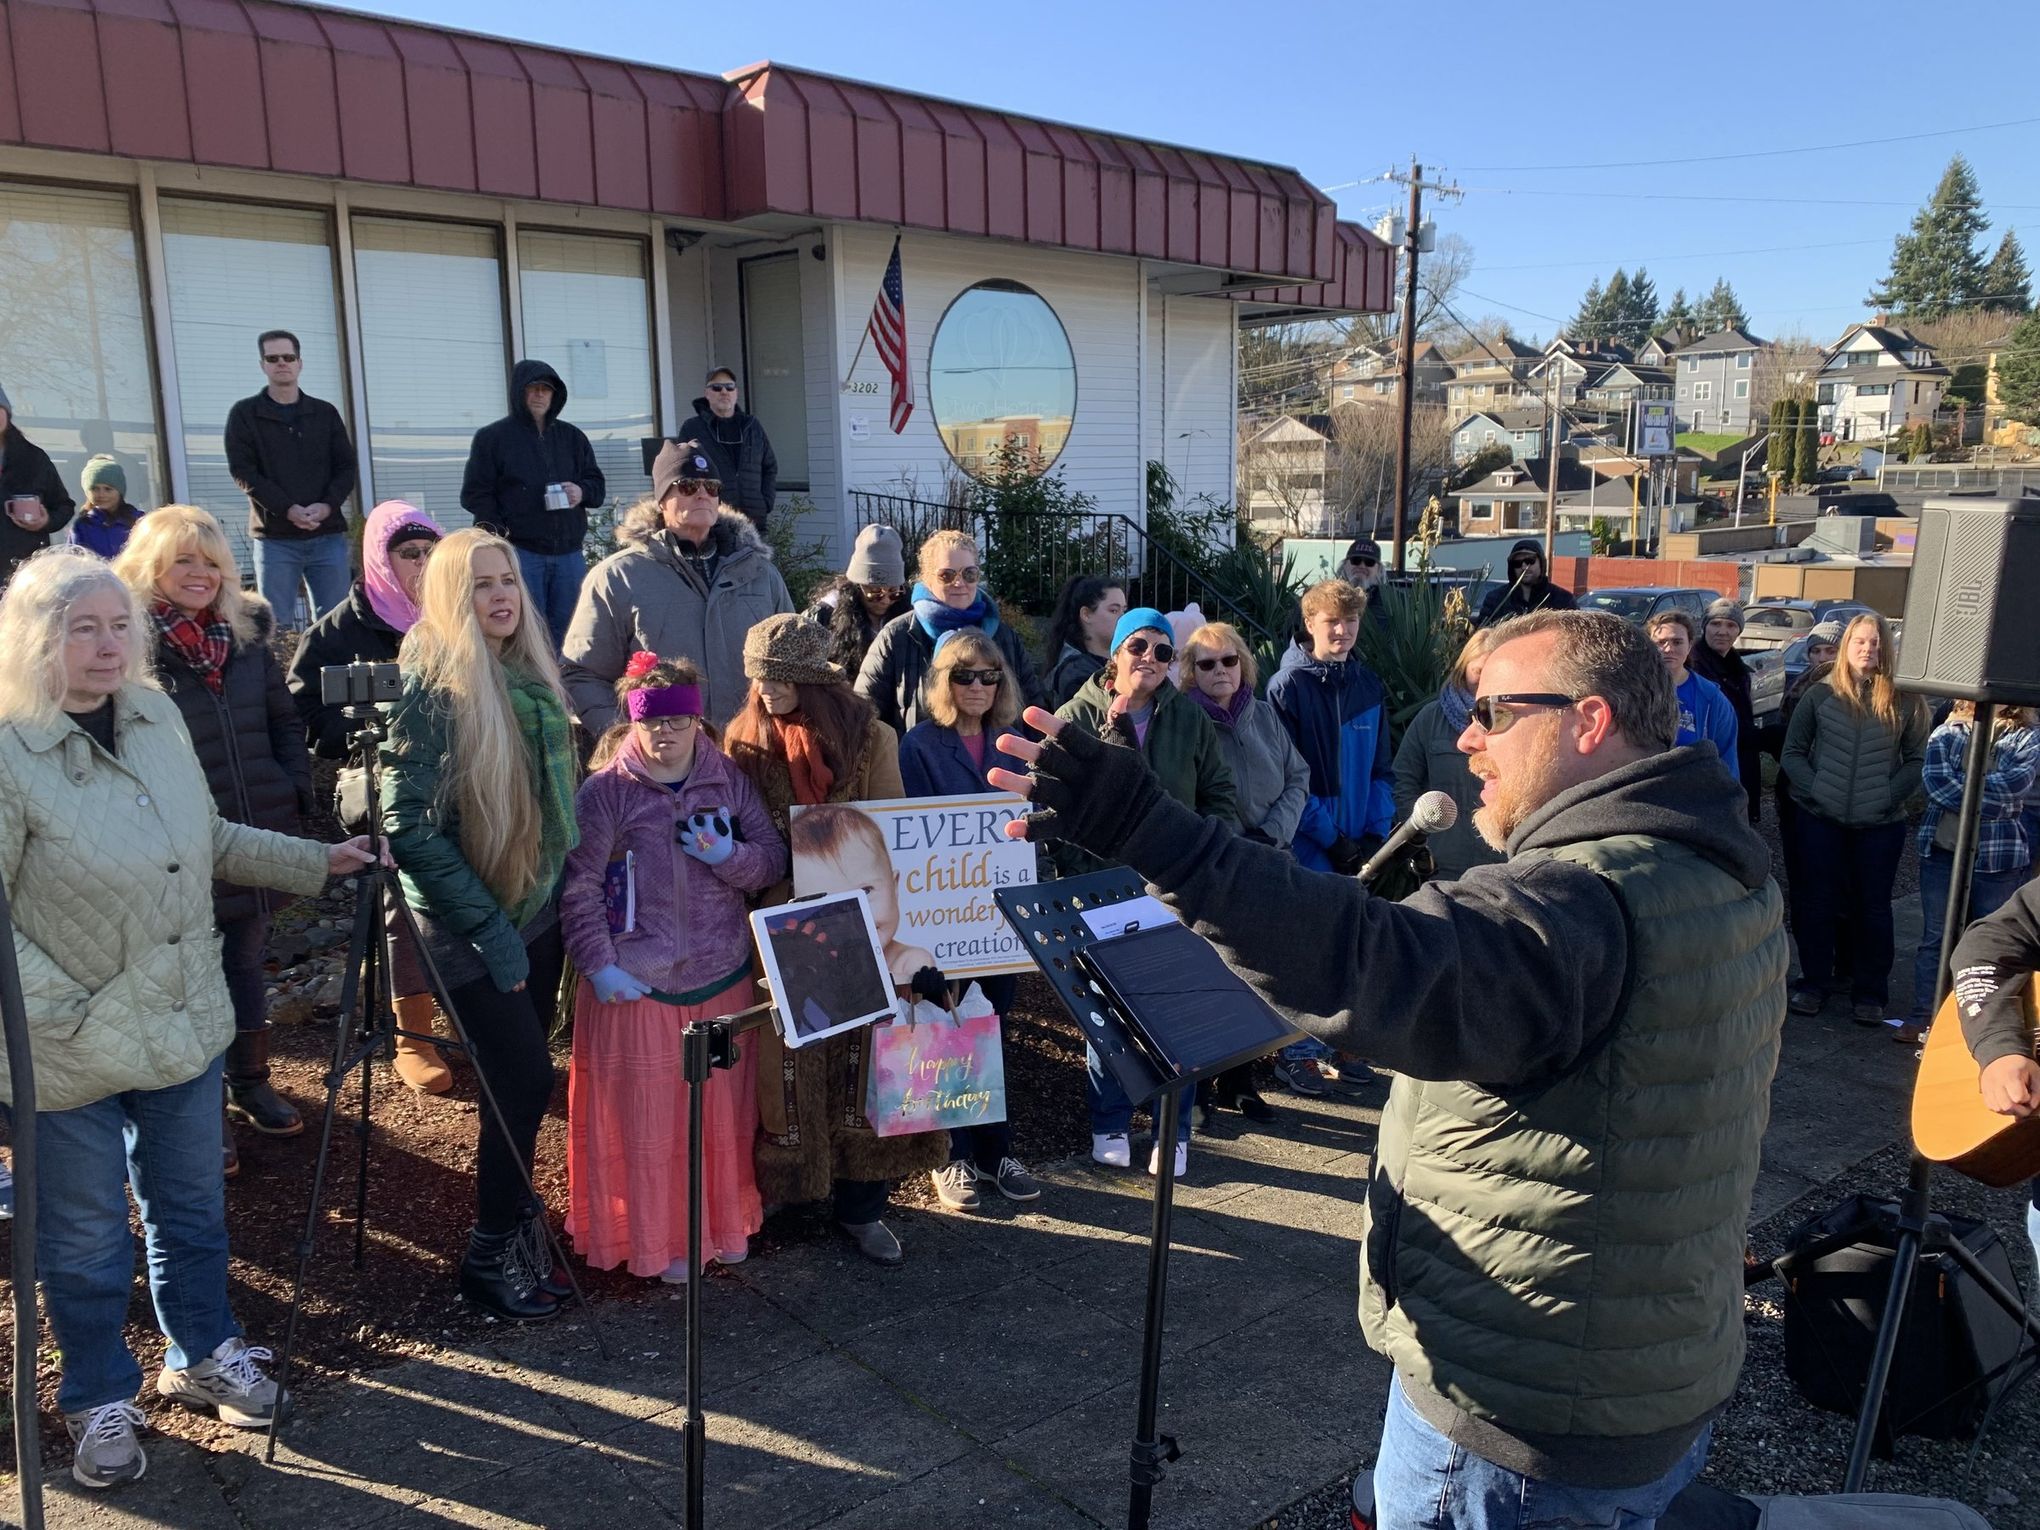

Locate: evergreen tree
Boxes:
[1995,309,2040,425]
[1624,267,1660,341]
[1600,270,1633,344]
[1793,398,1821,485]
[1866,154,1990,320]
[1662,288,1696,333]
[1981,231,2033,314]
[1697,278,1749,333]
[1570,277,1609,340]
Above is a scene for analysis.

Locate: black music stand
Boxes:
[997,871,1302,1530]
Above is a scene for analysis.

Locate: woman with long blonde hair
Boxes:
[1780,612,1930,1023]
[114,505,314,1164]
[381,528,580,1321]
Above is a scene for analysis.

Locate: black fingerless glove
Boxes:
[909,965,951,1005]
[1017,721,1162,861]
[1327,834,1369,876]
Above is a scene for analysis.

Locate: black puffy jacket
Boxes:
[0,425,76,580]
[460,360,606,555]
[152,602,315,923]
[286,584,404,761]
[675,397,777,525]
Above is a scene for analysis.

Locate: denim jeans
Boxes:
[1910,850,2029,1022]
[1788,813,1907,1006]
[1371,1374,1711,1530]
[251,533,351,628]
[513,547,586,650]
[30,1057,239,1414]
[1084,1042,1191,1144]
[217,912,270,1034]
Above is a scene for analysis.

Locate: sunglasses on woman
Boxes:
[1470,693,1578,734]
[1122,636,1175,664]
[862,584,905,601]
[934,566,982,587]
[1193,653,1240,673]
[392,544,434,564]
[949,668,1004,688]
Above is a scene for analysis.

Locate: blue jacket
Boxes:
[1674,670,1739,764]
[1266,647,1396,870]
[69,502,144,560]
[898,720,1027,798]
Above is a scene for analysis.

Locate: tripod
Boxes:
[265,704,606,1463]
[1756,698,2040,1488]
[0,867,45,1530]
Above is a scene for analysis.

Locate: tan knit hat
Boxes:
[743,612,843,684]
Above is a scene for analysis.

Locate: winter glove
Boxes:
[590,963,651,1005]
[1366,843,1435,903]
[909,965,951,1006]
[1011,718,1162,860]
[1326,834,1369,877]
[679,807,737,866]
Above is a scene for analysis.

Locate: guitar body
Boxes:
[1912,984,2040,1188]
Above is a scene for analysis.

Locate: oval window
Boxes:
[929,279,1077,480]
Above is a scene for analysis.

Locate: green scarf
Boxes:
[505,672,580,929]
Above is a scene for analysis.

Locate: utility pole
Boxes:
[1386,159,1462,574]
[1543,375,1561,565]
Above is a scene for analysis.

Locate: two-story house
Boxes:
[1449,407,1551,464]
[1671,326,1765,434]
[1637,326,1697,369]
[1240,413,1338,535]
[1327,339,1449,407]
[1814,323,1949,442]
[1444,336,1542,413]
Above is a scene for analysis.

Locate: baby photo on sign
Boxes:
[750,891,896,1050]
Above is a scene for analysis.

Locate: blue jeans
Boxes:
[1911,850,2029,1022]
[1085,1042,1191,1144]
[1372,1375,1711,1530]
[514,547,586,650]
[251,533,351,628]
[30,1057,239,1414]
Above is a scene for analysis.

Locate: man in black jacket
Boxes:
[1950,879,2040,1269]
[676,367,777,532]
[461,358,606,648]
[1475,538,1577,628]
[224,329,358,628]
[0,382,76,584]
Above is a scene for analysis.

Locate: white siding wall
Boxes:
[799,244,842,561]
[1159,294,1237,509]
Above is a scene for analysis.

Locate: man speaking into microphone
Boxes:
[990,611,1786,1530]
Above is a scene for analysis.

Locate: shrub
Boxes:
[763,495,835,609]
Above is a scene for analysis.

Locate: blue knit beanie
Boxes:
[1112,607,1170,652]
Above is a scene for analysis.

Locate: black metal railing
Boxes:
[848,489,1274,646]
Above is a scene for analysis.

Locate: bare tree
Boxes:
[1350,233,1477,347]
[1238,417,1337,537]
[1752,331,1822,412]
[1323,403,1453,538]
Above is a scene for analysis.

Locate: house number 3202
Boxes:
[843,381,881,396]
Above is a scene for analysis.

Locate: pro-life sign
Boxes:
[790,792,1037,980]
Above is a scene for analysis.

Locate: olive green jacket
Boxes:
[1780,679,1929,826]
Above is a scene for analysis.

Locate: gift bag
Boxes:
[865,982,1008,1137]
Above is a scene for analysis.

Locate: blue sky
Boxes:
[371,0,2040,346]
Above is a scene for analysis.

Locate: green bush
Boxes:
[1357,509,1470,745]
[958,439,1112,612]
[763,495,836,609]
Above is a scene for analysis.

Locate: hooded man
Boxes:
[1476,538,1577,628]
[0,383,76,582]
[460,358,606,647]
[675,367,778,533]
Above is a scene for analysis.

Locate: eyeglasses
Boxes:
[949,668,1005,688]
[1193,653,1240,673]
[1471,693,1578,734]
[1122,636,1175,664]
[1507,559,1538,573]
[262,353,298,365]
[934,566,981,587]
[642,716,698,735]
[673,477,722,498]
[392,544,434,563]
[706,382,737,392]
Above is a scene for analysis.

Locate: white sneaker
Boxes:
[660,1256,692,1284]
[716,1240,748,1266]
[65,1400,147,1489]
[1091,1132,1132,1169]
[155,1337,283,1428]
[1147,1141,1189,1179]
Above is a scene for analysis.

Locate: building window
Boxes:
[1736,353,1751,369]
[1684,358,1697,373]
[1860,383,1890,397]
[929,279,1077,480]
[1817,383,1837,404]
[351,218,508,520]
[1341,385,1355,400]
[519,229,658,510]
[1483,429,1497,444]
[1734,380,1749,399]
[0,183,165,516]
[160,200,344,565]
[1694,380,1713,401]
[737,253,810,492]
[1677,385,1687,399]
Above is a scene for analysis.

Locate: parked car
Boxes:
[1817,464,1869,483]
[1736,599,1876,654]
[1575,586,1716,627]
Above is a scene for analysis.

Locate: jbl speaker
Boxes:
[1897,496,2040,704]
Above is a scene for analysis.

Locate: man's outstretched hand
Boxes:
[989,706,1161,860]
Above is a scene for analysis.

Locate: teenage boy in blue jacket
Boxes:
[1647,609,1738,763]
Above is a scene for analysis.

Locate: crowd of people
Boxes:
[5,332,2037,1525]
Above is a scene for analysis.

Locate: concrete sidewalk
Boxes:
[34,903,1932,1530]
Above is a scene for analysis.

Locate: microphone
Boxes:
[1357,791,1458,885]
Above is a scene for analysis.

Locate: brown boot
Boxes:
[392,994,453,1095]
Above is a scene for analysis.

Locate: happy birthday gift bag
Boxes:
[865,982,1007,1138]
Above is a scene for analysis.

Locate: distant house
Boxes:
[1449,407,1549,464]
[1240,414,1337,535]
[1581,363,1675,437]
[1671,326,1765,434]
[1637,327,1697,368]
[1814,323,1949,442]
[1455,455,1705,539]
[1532,338,1635,406]
[1327,339,1449,407]
[1444,335,1542,413]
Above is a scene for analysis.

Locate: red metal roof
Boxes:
[1237,221,1397,316]
[0,0,1382,302]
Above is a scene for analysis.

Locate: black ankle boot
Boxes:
[226,1030,304,1137]
[460,1228,560,1322]
[516,1208,574,1303]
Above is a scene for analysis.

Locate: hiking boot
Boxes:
[990,1158,1042,1203]
[932,1160,981,1211]
[65,1400,147,1489]
[1328,1058,1378,1095]
[392,994,453,1094]
[1091,1132,1132,1169]
[225,1030,303,1137]
[459,1227,560,1322]
[1852,1001,1888,1027]
[156,1337,285,1428]
[838,1219,904,1266]
[1272,1057,1329,1096]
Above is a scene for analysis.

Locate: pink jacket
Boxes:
[559,733,786,993]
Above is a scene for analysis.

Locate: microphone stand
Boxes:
[0,867,44,1530]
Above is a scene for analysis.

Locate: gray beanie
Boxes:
[80,454,126,496]
[1705,597,1744,632]
[845,524,906,586]
[1807,619,1844,647]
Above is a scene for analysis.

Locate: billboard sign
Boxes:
[1635,401,1676,457]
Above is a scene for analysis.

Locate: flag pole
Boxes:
[842,321,872,390]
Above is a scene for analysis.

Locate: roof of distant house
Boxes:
[1673,326,1766,355]
[1823,323,1952,376]
[1448,335,1543,365]
[1451,407,1549,434]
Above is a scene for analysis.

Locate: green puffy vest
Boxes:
[1358,832,1787,1439]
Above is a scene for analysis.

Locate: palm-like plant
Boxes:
[1356,500,1471,744]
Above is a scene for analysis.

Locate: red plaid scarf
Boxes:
[149,600,233,693]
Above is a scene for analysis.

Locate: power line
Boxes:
[1456,185,2040,213]
[1476,238,1889,273]
[1455,115,2040,173]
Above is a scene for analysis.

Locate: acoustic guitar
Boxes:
[1911,979,2040,1188]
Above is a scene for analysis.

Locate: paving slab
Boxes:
[405,1438,673,1528]
[41,1434,244,1530]
[1177,1175,1373,1289]
[807,1445,1101,1528]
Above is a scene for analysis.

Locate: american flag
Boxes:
[866,236,913,433]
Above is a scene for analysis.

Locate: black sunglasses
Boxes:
[262,353,298,364]
[1471,693,1578,734]
[1349,556,1379,569]
[949,668,1005,688]
[672,477,722,498]
[706,382,737,392]
[1122,636,1175,664]
[1193,653,1240,672]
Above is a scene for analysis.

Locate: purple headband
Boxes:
[627,684,704,722]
